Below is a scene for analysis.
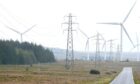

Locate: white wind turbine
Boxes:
[5,24,36,42]
[97,0,136,61]
[78,28,96,60]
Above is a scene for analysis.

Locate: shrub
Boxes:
[105,72,111,75]
[111,71,117,73]
[90,69,100,74]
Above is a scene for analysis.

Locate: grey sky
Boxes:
[0,0,140,52]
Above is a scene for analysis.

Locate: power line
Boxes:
[0,3,28,28]
[0,4,37,42]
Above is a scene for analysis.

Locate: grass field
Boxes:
[0,61,139,84]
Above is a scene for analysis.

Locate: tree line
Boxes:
[0,40,55,64]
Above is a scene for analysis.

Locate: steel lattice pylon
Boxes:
[66,13,74,70]
[62,13,77,70]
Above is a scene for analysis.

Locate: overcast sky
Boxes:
[0,0,140,52]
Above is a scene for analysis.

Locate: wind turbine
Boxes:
[78,28,96,60]
[5,24,36,42]
[97,0,136,61]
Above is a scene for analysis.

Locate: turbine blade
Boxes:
[5,25,20,34]
[122,25,135,48]
[97,22,120,25]
[89,35,97,39]
[98,33,105,41]
[78,28,88,38]
[123,0,137,23]
[22,24,37,34]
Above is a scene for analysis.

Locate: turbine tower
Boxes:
[116,44,120,61]
[136,33,139,61]
[62,13,78,70]
[97,0,136,61]
[5,24,36,42]
[102,40,107,61]
[96,33,106,61]
[78,28,96,60]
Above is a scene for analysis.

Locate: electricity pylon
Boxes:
[92,32,105,68]
[62,13,78,70]
[107,39,116,61]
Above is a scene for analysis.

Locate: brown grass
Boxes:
[0,61,139,84]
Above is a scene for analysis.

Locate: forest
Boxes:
[0,40,55,64]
